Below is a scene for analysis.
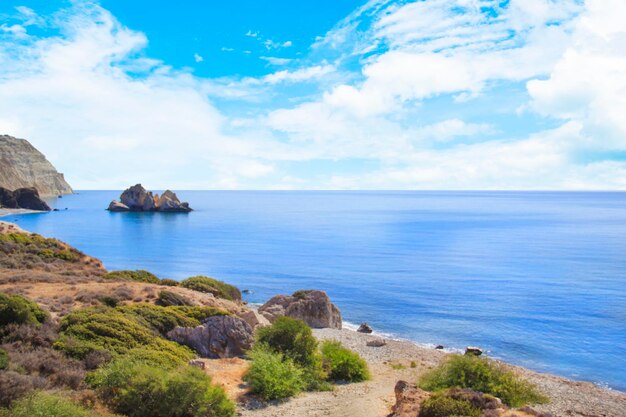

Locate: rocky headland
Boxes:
[0,135,73,197]
[0,223,624,417]
[0,187,51,212]
[107,183,192,212]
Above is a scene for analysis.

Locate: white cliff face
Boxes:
[0,135,73,197]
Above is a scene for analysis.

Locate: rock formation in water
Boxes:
[0,135,73,197]
[107,184,192,212]
[0,187,51,211]
[258,289,342,329]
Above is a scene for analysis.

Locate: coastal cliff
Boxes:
[0,135,73,197]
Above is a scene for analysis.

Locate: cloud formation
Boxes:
[0,0,624,190]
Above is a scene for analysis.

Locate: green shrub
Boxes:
[104,270,160,284]
[156,290,193,306]
[159,279,179,287]
[256,316,318,367]
[180,276,241,301]
[99,296,119,308]
[0,293,49,326]
[244,346,305,401]
[419,355,548,407]
[0,348,7,370]
[419,392,480,417]
[91,358,235,417]
[54,306,194,362]
[169,305,230,321]
[9,391,115,417]
[321,340,369,382]
[117,303,199,334]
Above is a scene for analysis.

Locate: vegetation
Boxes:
[419,392,481,417]
[0,348,7,370]
[0,233,84,268]
[246,318,367,400]
[103,270,160,284]
[321,340,370,382]
[159,278,179,287]
[90,357,235,417]
[156,290,193,306]
[0,293,49,326]
[256,316,318,367]
[117,303,199,334]
[419,354,548,407]
[180,276,241,301]
[244,346,305,401]
[5,391,117,417]
[54,306,194,362]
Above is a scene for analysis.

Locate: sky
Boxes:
[0,0,625,190]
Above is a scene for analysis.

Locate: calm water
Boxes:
[6,191,626,391]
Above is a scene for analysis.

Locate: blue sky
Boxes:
[0,0,625,189]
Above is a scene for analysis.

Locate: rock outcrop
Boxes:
[0,187,51,211]
[107,184,192,212]
[0,135,73,197]
[357,323,373,333]
[390,381,431,417]
[258,290,342,329]
[167,315,254,359]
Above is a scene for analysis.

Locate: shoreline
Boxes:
[0,208,45,217]
[241,326,626,417]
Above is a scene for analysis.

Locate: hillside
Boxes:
[0,135,73,197]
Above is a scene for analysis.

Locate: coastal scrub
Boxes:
[419,354,548,407]
[321,340,370,382]
[180,276,242,302]
[0,293,49,326]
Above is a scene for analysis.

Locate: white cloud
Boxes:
[262,64,335,84]
[260,56,292,66]
[194,53,203,63]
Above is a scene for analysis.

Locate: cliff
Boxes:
[0,135,73,197]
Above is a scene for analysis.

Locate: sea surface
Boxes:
[5,191,626,391]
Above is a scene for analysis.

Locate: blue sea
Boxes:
[5,191,626,391]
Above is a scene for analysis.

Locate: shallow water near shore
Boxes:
[6,191,626,391]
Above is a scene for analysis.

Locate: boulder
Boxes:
[167,315,253,359]
[239,309,271,330]
[366,338,387,347]
[390,381,431,417]
[107,200,130,212]
[0,187,51,211]
[465,346,483,356]
[119,184,149,209]
[357,323,373,333]
[158,190,192,212]
[258,290,342,329]
[435,345,444,350]
[142,192,158,211]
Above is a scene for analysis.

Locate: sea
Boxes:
[5,191,626,391]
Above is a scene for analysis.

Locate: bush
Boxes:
[419,392,480,417]
[99,296,119,308]
[156,290,193,306]
[419,355,548,407]
[159,279,179,287]
[320,340,369,382]
[8,391,115,417]
[0,371,46,407]
[104,270,160,284]
[54,307,194,362]
[117,303,199,334]
[180,276,241,301]
[169,305,230,322]
[0,348,7,370]
[91,358,235,417]
[256,316,318,367]
[0,293,49,326]
[244,346,305,401]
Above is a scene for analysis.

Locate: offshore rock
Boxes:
[259,290,342,329]
[167,315,253,359]
[107,184,192,212]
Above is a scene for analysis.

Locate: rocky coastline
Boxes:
[107,184,192,212]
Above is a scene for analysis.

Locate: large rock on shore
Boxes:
[107,184,192,212]
[258,290,342,329]
[390,381,430,417]
[0,187,51,211]
[167,315,253,358]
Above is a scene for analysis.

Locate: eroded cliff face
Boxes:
[0,135,73,197]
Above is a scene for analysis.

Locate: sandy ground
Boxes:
[236,328,626,417]
[0,208,41,217]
